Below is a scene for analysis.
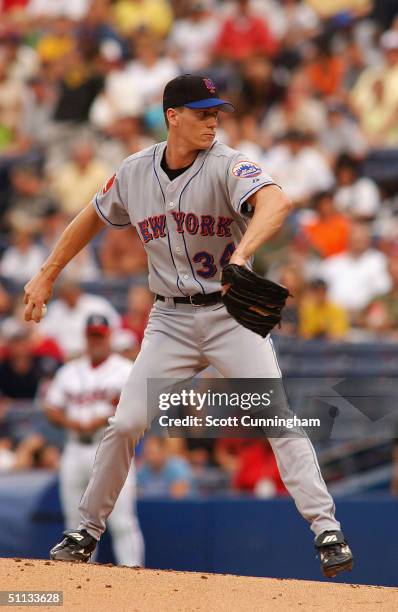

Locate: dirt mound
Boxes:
[0,558,396,611]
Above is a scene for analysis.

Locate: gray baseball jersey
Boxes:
[93,141,276,296]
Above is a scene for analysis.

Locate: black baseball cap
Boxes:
[163,75,235,113]
[86,314,110,336]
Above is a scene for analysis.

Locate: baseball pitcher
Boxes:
[24,75,353,578]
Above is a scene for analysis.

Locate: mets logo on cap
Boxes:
[232,161,263,179]
[203,78,216,94]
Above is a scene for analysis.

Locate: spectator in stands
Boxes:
[97,115,155,165]
[40,279,120,358]
[50,140,112,218]
[113,0,173,38]
[262,72,327,143]
[0,50,26,134]
[340,39,367,95]
[263,130,334,206]
[15,433,59,469]
[305,37,345,98]
[238,56,282,119]
[39,208,100,282]
[126,33,180,132]
[22,76,57,145]
[7,164,58,221]
[259,0,319,50]
[0,432,59,471]
[319,222,391,317]
[334,154,381,220]
[53,49,104,123]
[350,29,398,146]
[137,436,194,498]
[121,285,153,346]
[218,113,263,161]
[363,255,398,339]
[169,0,220,72]
[302,190,351,258]
[233,440,286,497]
[99,227,148,278]
[299,278,349,340]
[214,0,278,62]
[0,27,39,82]
[77,1,126,61]
[0,322,55,399]
[320,101,368,161]
[215,438,285,497]
[36,16,76,65]
[0,218,46,285]
[89,46,145,131]
[215,438,246,476]
[3,299,64,365]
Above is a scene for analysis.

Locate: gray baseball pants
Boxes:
[79,300,340,539]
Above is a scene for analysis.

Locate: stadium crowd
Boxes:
[1,0,398,494]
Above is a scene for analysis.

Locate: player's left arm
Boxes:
[230,185,292,266]
[83,392,120,433]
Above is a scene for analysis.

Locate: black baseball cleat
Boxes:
[315,530,354,578]
[50,529,97,563]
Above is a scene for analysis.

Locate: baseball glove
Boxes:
[221,264,290,337]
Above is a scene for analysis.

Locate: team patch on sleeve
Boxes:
[101,174,116,195]
[232,161,263,179]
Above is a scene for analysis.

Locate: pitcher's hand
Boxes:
[23,272,54,323]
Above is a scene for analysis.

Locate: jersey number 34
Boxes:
[193,242,235,278]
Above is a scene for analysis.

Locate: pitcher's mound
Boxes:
[0,558,397,611]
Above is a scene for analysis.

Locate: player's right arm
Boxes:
[24,203,105,323]
[45,405,86,434]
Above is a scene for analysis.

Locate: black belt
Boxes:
[77,435,95,445]
[156,291,222,306]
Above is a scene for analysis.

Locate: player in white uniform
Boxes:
[45,314,144,567]
[24,75,353,577]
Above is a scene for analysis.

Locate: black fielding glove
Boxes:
[221,264,290,337]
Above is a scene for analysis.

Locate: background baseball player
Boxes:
[44,313,144,567]
[24,75,353,578]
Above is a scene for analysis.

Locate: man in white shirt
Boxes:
[334,154,381,219]
[40,280,120,359]
[169,1,221,72]
[45,314,144,566]
[263,130,335,205]
[320,222,391,314]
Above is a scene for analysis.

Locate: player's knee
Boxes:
[111,413,147,439]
